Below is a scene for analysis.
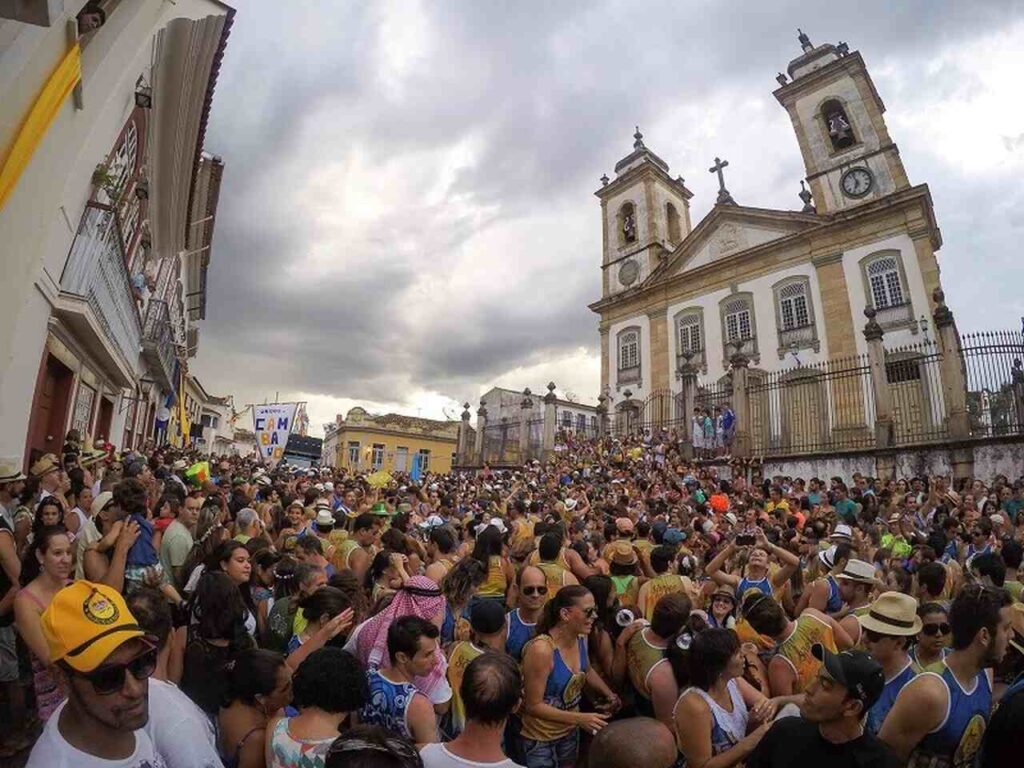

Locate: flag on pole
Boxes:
[409,452,423,482]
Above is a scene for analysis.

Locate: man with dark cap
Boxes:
[445,600,507,737]
[747,644,899,768]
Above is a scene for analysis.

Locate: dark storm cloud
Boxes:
[193,0,1024,425]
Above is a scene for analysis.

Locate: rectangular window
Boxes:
[562,411,572,427]
[725,309,752,342]
[590,415,598,431]
[618,331,639,370]
[72,382,97,436]
[347,441,361,468]
[779,293,809,330]
[678,318,702,354]
[394,446,409,472]
[418,449,430,472]
[576,413,586,431]
[371,443,385,470]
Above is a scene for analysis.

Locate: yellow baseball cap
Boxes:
[41,581,145,672]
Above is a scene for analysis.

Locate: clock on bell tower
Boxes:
[773,30,910,215]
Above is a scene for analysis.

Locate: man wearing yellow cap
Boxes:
[26,581,167,767]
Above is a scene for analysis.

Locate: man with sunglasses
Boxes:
[507,566,546,661]
[26,581,167,767]
[880,585,1013,767]
[858,592,920,735]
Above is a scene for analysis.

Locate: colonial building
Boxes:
[0,1,234,467]
[479,386,598,435]
[589,32,942,437]
[323,407,459,475]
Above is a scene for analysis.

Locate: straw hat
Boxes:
[835,559,877,584]
[0,456,26,484]
[858,591,922,637]
[29,453,60,478]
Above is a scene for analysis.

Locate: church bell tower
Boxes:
[774,30,910,215]
[596,129,693,299]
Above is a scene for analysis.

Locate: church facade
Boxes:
[589,33,943,427]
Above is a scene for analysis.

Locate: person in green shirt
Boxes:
[833,484,858,524]
[880,514,913,561]
[1001,485,1024,524]
[160,492,202,590]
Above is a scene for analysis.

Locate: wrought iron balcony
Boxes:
[56,202,142,387]
[142,299,176,391]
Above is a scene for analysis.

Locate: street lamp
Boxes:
[918,315,930,343]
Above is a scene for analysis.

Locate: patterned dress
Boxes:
[268,716,334,768]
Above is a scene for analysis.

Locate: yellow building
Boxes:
[324,407,458,474]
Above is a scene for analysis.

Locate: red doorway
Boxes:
[26,354,74,467]
[95,396,114,445]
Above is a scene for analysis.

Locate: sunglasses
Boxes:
[74,646,157,695]
[581,606,599,618]
[521,585,549,597]
[921,623,950,637]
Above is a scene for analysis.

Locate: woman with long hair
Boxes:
[217,649,293,768]
[181,504,227,593]
[518,585,620,768]
[439,557,486,645]
[671,628,778,768]
[471,524,514,607]
[13,525,72,721]
[267,648,369,768]
[581,574,616,684]
[204,539,257,638]
[251,548,281,639]
[181,571,257,717]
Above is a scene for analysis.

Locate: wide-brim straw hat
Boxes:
[859,591,922,636]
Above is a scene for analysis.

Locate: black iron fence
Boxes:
[961,330,1024,436]
[747,354,876,456]
[884,340,949,445]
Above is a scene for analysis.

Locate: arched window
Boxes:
[617,326,641,385]
[866,255,904,309]
[666,202,682,243]
[719,293,759,361]
[821,99,856,152]
[860,250,914,330]
[772,276,819,358]
[674,308,705,370]
[618,202,637,245]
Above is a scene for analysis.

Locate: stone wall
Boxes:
[761,439,1024,481]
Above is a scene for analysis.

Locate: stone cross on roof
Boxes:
[709,157,736,205]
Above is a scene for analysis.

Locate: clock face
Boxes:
[841,167,873,198]
[618,259,639,287]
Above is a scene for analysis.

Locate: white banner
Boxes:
[253,403,298,462]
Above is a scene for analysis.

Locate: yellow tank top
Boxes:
[528,548,569,570]
[536,562,568,602]
[510,518,535,546]
[642,574,688,621]
[446,641,485,735]
[335,539,359,571]
[626,628,667,700]
[519,635,588,742]
[477,556,507,598]
[775,613,837,693]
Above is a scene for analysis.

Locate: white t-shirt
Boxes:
[145,679,222,768]
[420,743,523,768]
[26,700,170,768]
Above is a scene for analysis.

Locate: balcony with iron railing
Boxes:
[142,299,176,391]
[778,323,819,357]
[56,202,143,387]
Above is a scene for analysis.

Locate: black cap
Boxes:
[469,600,507,636]
[812,643,885,710]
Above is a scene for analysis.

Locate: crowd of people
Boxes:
[0,426,1023,768]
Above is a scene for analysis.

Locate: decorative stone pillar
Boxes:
[596,394,608,438]
[519,388,532,461]
[474,399,488,466]
[456,403,472,466]
[542,383,558,461]
[729,345,752,459]
[863,309,895,479]
[932,289,973,481]
[677,353,699,461]
[863,308,894,449]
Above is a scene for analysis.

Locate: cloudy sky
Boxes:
[193,0,1024,436]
